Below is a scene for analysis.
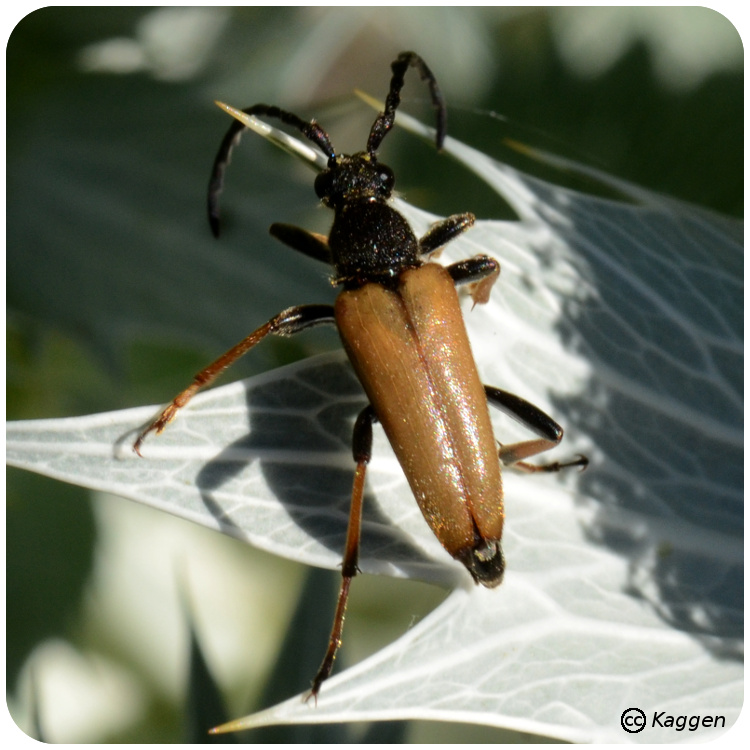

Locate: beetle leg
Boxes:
[269,223,332,265]
[499,445,588,474]
[418,212,475,256]
[446,255,498,284]
[133,304,336,455]
[484,385,588,472]
[447,255,501,306]
[309,405,377,700]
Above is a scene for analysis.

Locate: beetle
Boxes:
[134,51,587,699]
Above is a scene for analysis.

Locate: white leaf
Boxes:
[7,125,742,742]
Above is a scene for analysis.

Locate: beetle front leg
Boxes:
[133,304,336,455]
[308,405,377,700]
[418,212,475,256]
[484,385,588,472]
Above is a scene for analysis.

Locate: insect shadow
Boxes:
[192,354,461,587]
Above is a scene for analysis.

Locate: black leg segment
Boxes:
[352,404,378,465]
[419,213,475,255]
[447,255,500,286]
[269,304,337,335]
[269,223,332,265]
[484,385,588,472]
[447,255,500,306]
[484,385,562,442]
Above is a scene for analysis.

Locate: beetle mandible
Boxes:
[134,51,587,698]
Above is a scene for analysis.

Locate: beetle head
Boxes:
[315,153,395,209]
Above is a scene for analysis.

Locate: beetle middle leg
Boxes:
[419,215,501,305]
[269,223,332,265]
[133,304,335,454]
[484,385,588,472]
[309,405,377,700]
[447,253,501,306]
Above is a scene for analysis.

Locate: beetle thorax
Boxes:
[328,199,420,288]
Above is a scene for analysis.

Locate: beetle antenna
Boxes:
[367,51,447,156]
[208,104,336,237]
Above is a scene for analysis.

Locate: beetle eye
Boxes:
[314,170,333,199]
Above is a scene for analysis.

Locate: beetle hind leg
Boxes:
[133,304,335,455]
[484,385,588,473]
[308,405,377,700]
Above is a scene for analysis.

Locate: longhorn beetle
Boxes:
[134,51,587,701]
